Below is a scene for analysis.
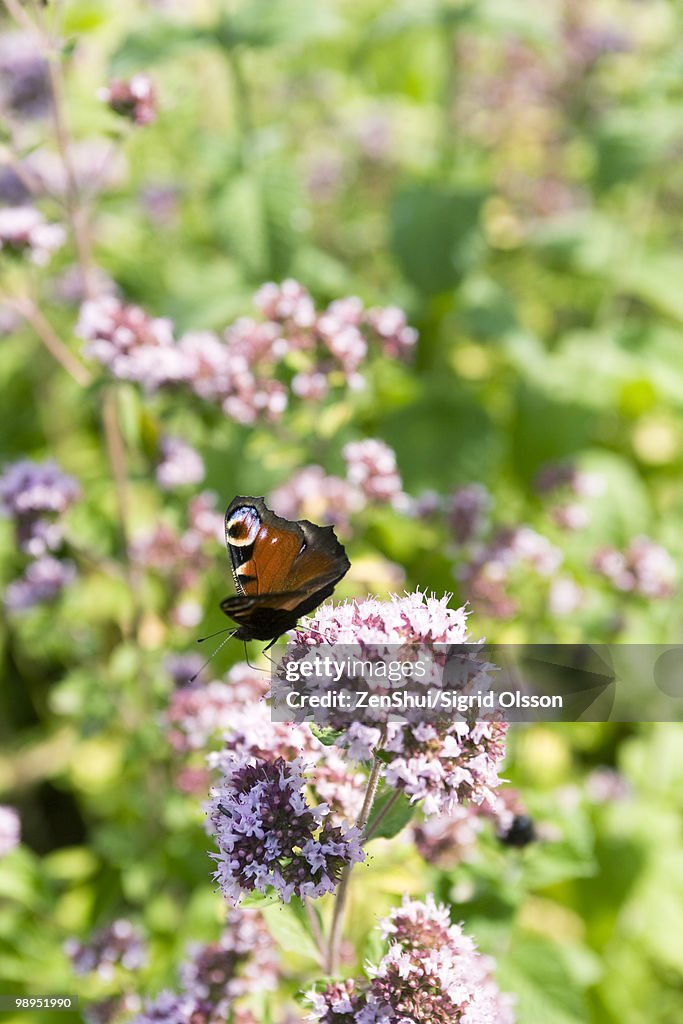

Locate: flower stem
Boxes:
[4,295,92,387]
[326,734,386,974]
[2,0,34,32]
[101,387,140,621]
[303,897,327,968]
[37,4,98,300]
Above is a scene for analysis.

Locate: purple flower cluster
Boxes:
[0,164,30,205]
[294,593,508,817]
[534,462,604,498]
[0,805,20,857]
[80,910,276,1024]
[0,32,51,119]
[414,470,678,622]
[5,556,76,612]
[132,995,262,1024]
[179,909,278,1010]
[78,282,416,422]
[585,767,631,805]
[383,716,508,818]
[446,483,492,545]
[207,756,364,904]
[65,920,146,981]
[163,655,365,819]
[83,994,142,1024]
[593,536,677,598]
[460,526,563,619]
[98,75,157,126]
[156,436,205,491]
[0,459,80,555]
[308,894,514,1024]
[0,206,64,265]
[1,459,80,611]
[202,663,365,825]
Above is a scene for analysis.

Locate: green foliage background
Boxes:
[2,1,683,1023]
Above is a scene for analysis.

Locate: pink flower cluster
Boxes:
[130,490,222,627]
[77,298,181,389]
[293,593,508,817]
[270,465,363,529]
[593,536,677,598]
[0,805,20,857]
[413,787,530,866]
[342,439,403,504]
[460,525,563,618]
[0,206,64,265]
[536,461,605,532]
[454,3,629,220]
[308,894,514,1024]
[155,435,205,491]
[98,74,157,126]
[269,439,404,529]
[78,282,416,422]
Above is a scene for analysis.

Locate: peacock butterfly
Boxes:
[220,495,350,649]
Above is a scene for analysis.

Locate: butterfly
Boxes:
[220,495,350,650]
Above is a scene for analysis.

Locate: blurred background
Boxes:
[1,1,683,1022]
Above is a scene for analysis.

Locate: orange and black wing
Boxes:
[221,495,349,643]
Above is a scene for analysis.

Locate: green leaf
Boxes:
[214,0,340,50]
[390,184,486,294]
[110,21,213,74]
[261,904,321,963]
[239,889,282,908]
[366,788,414,840]
[620,253,683,325]
[215,176,269,279]
[496,932,591,1024]
[309,724,342,747]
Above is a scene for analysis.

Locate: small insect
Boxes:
[220,495,350,650]
[497,815,536,848]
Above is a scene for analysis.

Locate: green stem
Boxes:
[326,734,386,974]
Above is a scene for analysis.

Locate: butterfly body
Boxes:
[221,496,350,647]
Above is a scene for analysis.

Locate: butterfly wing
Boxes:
[222,496,349,642]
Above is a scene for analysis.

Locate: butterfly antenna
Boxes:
[197,625,237,643]
[188,629,238,683]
